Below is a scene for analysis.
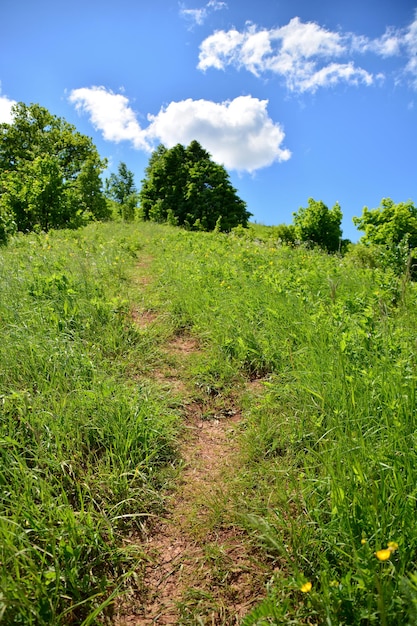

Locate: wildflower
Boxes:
[300,582,312,593]
[375,541,399,561]
[361,538,367,545]
[375,549,391,561]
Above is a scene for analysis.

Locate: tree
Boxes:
[353,198,417,248]
[0,102,110,237]
[353,198,417,278]
[105,162,138,221]
[292,198,342,252]
[139,140,251,231]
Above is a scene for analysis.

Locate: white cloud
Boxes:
[208,0,227,8]
[197,28,244,70]
[68,87,290,172]
[240,28,272,76]
[352,27,403,57]
[276,17,344,58]
[0,93,16,124]
[361,12,417,89]
[179,0,227,28]
[199,13,417,92]
[298,62,373,92]
[372,29,403,57]
[198,17,373,92]
[180,6,206,26]
[404,13,417,88]
[146,96,291,171]
[68,86,150,150]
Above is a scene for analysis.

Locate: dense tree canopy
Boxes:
[293,198,343,252]
[0,102,109,242]
[139,141,251,231]
[352,198,417,278]
[353,198,417,248]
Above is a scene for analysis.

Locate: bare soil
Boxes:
[114,309,269,625]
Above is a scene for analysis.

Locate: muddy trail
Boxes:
[114,306,271,625]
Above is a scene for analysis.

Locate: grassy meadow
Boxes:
[0,223,180,624]
[1,220,417,624]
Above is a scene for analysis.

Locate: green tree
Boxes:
[293,198,342,252]
[353,198,417,278]
[139,140,251,231]
[139,144,188,224]
[105,162,138,221]
[0,102,109,237]
[353,198,417,248]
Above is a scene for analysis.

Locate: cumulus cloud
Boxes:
[0,93,16,124]
[69,87,290,172]
[180,0,227,28]
[299,62,373,92]
[198,28,244,69]
[275,17,344,58]
[146,96,291,171]
[198,14,417,92]
[68,86,150,150]
[198,18,373,92]
[185,10,417,89]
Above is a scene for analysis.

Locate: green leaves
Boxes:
[139,140,251,231]
[0,102,109,240]
[293,197,343,252]
[353,198,417,248]
[352,198,417,278]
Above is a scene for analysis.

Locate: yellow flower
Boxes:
[375,549,391,561]
[375,541,399,560]
[300,582,312,593]
[361,538,367,545]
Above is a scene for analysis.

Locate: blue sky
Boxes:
[1,0,416,241]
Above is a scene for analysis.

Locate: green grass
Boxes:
[0,223,179,624]
[2,220,417,624]
[139,224,417,625]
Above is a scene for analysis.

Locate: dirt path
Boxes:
[115,306,269,624]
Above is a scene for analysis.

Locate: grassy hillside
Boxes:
[0,224,179,624]
[1,222,416,624]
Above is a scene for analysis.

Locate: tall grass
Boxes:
[141,224,417,624]
[2,220,416,624]
[0,224,178,624]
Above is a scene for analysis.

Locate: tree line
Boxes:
[0,103,250,242]
[0,103,110,243]
[1,102,416,277]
